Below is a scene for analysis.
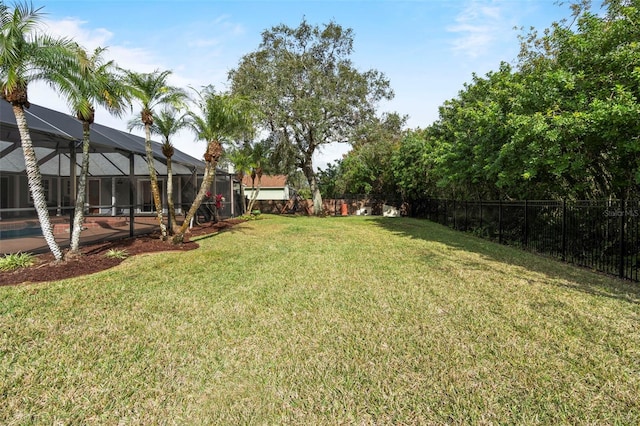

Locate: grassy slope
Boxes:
[1,215,639,424]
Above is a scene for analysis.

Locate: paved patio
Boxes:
[0,216,161,255]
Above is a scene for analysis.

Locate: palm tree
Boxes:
[128,105,188,233]
[59,45,130,256]
[0,2,78,261]
[123,69,185,240]
[246,140,271,214]
[226,144,254,214]
[173,86,253,243]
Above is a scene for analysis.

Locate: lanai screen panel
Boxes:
[1,101,205,177]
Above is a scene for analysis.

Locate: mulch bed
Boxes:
[0,219,245,287]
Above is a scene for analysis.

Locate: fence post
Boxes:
[619,199,626,279]
[498,200,503,244]
[453,199,457,229]
[129,153,135,237]
[432,198,436,222]
[524,200,528,248]
[464,200,468,231]
[441,199,449,227]
[562,199,567,262]
[444,199,448,227]
[69,140,76,245]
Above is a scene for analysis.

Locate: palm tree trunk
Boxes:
[166,158,177,234]
[144,124,167,239]
[13,105,63,261]
[69,123,91,254]
[237,173,247,214]
[173,139,223,243]
[246,175,263,213]
[173,161,216,243]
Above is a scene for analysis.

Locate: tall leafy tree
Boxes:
[129,105,188,233]
[60,45,130,256]
[173,86,252,243]
[339,112,407,196]
[317,161,344,199]
[512,0,640,199]
[229,19,393,215]
[391,128,443,201]
[0,1,77,261]
[123,69,185,239]
[392,0,640,202]
[431,64,518,199]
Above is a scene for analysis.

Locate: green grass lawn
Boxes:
[1,215,639,424]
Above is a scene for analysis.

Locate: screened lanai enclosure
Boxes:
[0,102,242,254]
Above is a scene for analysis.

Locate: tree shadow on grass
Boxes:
[371,217,640,305]
[190,222,249,243]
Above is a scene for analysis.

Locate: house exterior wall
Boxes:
[244,187,289,201]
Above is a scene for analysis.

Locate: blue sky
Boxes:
[33,0,576,168]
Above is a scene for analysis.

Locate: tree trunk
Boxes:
[13,104,63,261]
[173,162,216,243]
[144,123,167,239]
[172,140,223,243]
[69,122,91,255]
[166,157,177,234]
[246,173,263,214]
[302,162,323,215]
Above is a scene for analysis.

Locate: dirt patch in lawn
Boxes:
[0,219,245,287]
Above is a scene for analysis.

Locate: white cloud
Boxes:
[447,0,508,58]
[42,18,162,72]
[212,14,245,36]
[42,18,112,50]
[188,38,222,48]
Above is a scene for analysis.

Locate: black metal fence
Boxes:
[410,199,640,282]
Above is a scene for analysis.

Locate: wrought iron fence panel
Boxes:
[410,198,639,282]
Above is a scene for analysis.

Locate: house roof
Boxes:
[242,174,288,188]
[0,101,206,177]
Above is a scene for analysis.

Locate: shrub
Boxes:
[0,252,35,271]
[105,249,129,260]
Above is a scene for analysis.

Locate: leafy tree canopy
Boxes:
[388,0,640,202]
[339,112,407,196]
[229,18,394,214]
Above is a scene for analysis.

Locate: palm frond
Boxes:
[1,2,78,107]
